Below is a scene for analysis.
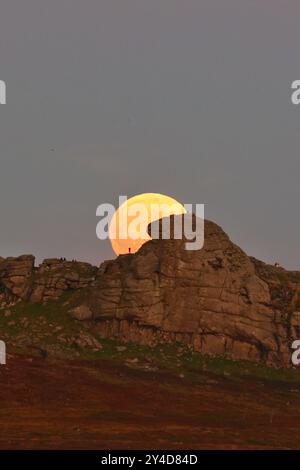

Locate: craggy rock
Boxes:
[29,259,97,303]
[71,218,300,367]
[0,256,97,306]
[0,255,34,305]
[2,218,300,367]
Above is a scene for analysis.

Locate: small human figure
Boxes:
[128,247,131,254]
[274,262,280,268]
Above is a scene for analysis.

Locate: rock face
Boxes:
[2,218,300,367]
[0,256,97,306]
[0,255,35,305]
[70,219,300,367]
[29,259,97,303]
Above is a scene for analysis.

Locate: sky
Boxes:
[0,0,300,268]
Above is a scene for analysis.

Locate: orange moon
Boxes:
[109,193,186,256]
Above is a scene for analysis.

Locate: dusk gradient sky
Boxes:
[0,0,300,268]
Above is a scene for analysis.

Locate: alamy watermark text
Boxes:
[0,80,6,104]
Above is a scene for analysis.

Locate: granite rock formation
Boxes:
[0,256,97,307]
[71,218,300,367]
[1,218,300,367]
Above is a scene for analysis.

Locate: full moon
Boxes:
[109,193,186,256]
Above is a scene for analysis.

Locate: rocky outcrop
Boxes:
[29,259,97,303]
[2,218,300,367]
[0,255,35,306]
[70,218,300,367]
[0,256,97,306]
